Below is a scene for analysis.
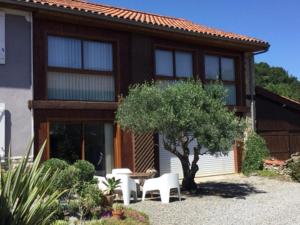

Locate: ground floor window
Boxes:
[49,121,114,176]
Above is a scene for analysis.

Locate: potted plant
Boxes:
[102,177,121,206]
[112,203,124,220]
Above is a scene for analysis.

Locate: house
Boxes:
[0,0,269,177]
[256,86,300,160]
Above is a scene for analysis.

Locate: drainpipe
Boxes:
[249,48,269,131]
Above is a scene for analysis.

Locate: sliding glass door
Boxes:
[50,121,114,175]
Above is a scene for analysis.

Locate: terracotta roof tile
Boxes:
[19,0,268,46]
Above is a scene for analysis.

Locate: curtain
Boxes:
[104,123,114,173]
[47,72,115,101]
[175,51,193,78]
[221,57,235,81]
[155,49,173,76]
[83,41,113,71]
[48,36,82,68]
[205,55,219,80]
[224,84,237,105]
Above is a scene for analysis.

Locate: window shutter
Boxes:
[0,11,5,64]
[0,103,5,160]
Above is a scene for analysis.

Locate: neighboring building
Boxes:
[256,86,300,160]
[0,0,269,177]
[0,7,33,161]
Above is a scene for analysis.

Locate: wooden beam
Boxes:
[114,124,122,168]
[227,106,250,113]
[28,100,118,110]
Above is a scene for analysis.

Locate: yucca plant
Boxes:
[102,177,121,195]
[0,140,66,225]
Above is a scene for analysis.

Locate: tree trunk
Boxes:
[163,139,200,191]
[180,157,198,191]
[180,145,200,191]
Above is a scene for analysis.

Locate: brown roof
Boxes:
[18,0,268,47]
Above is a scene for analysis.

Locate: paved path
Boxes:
[130,176,300,225]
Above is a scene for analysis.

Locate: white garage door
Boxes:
[159,135,235,178]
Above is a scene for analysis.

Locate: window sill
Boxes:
[28,100,118,110]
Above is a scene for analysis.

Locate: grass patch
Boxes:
[256,169,278,178]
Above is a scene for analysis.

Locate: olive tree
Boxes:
[116,80,244,190]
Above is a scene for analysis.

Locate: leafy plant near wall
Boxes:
[242,132,270,175]
[288,161,300,182]
[116,80,245,190]
[0,141,66,225]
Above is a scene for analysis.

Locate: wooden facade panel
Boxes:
[290,135,300,154]
[121,130,134,171]
[130,34,153,84]
[261,135,289,153]
[256,88,300,160]
[133,133,156,172]
[256,95,300,132]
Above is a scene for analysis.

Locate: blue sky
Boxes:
[93,0,300,79]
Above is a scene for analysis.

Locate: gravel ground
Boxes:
[130,176,300,225]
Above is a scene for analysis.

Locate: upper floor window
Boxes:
[47,36,114,101]
[155,49,193,78]
[204,55,236,105]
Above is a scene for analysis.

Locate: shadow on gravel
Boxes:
[193,182,266,199]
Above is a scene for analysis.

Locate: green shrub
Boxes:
[47,199,65,223]
[242,132,270,175]
[73,160,95,182]
[78,184,103,218]
[288,161,300,182]
[68,199,80,216]
[43,158,69,175]
[59,165,80,190]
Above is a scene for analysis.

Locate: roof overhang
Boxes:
[256,86,300,112]
[1,0,269,52]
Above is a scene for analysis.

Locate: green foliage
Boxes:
[50,220,68,225]
[43,158,69,175]
[116,80,245,189]
[256,169,278,178]
[0,141,65,225]
[255,62,300,101]
[59,165,80,190]
[47,200,64,224]
[117,80,244,155]
[80,184,103,209]
[242,132,270,175]
[102,177,121,195]
[112,203,124,211]
[288,161,300,182]
[73,160,95,182]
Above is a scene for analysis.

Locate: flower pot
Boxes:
[104,194,115,206]
[112,210,124,220]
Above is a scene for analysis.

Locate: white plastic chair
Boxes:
[94,176,108,192]
[106,173,137,206]
[142,173,181,204]
[112,168,133,175]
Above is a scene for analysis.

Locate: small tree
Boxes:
[116,80,244,190]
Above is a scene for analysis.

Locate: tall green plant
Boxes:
[0,140,66,225]
[242,132,270,175]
